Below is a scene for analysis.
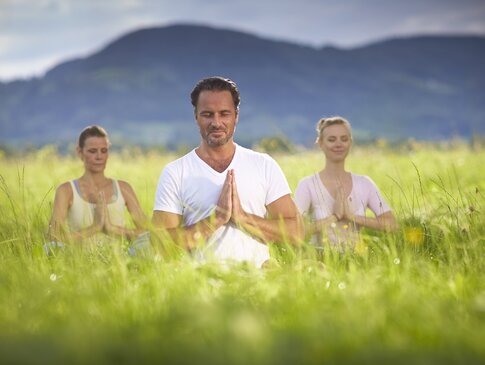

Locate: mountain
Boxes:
[1,24,484,148]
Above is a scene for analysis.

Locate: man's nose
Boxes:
[211,114,222,126]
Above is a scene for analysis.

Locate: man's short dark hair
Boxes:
[190,76,240,111]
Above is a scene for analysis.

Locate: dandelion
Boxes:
[338,282,346,290]
[393,258,401,265]
[330,222,337,228]
[325,281,331,289]
[342,224,349,230]
[49,273,57,281]
[404,227,424,246]
[354,241,368,255]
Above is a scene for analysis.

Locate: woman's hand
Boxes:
[93,191,106,231]
[334,186,355,222]
[342,194,355,222]
[333,186,345,220]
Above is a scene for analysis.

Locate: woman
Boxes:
[294,117,397,248]
[48,125,148,246]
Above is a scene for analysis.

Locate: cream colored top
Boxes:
[67,179,126,232]
[295,173,391,247]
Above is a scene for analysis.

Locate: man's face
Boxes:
[195,90,238,148]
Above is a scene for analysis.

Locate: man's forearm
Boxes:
[235,213,304,245]
[156,215,225,251]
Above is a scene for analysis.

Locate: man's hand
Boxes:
[230,170,248,225]
[215,170,233,225]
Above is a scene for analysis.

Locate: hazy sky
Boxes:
[1,0,484,81]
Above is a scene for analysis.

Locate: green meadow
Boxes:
[1,144,484,364]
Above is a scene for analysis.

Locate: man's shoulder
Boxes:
[237,144,275,163]
[164,149,196,170]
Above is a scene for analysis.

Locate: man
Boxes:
[152,77,303,267]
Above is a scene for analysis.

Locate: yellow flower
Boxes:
[354,240,368,255]
[404,227,424,246]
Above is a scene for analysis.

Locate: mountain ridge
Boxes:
[1,24,484,148]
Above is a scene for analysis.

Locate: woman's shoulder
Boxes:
[116,179,138,199]
[117,179,134,192]
[56,181,74,194]
[351,173,378,189]
[296,173,319,188]
[54,181,74,205]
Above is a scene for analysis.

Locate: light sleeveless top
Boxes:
[67,179,126,232]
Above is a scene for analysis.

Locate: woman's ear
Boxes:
[316,139,323,150]
[76,146,83,160]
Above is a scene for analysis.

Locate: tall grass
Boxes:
[0,145,484,364]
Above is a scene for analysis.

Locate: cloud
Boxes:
[1,0,484,80]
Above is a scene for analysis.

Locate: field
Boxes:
[1,144,484,364]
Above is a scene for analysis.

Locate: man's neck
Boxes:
[196,142,237,173]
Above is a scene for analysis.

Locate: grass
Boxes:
[0,144,484,364]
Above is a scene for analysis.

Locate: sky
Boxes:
[1,0,484,82]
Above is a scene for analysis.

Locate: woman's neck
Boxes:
[321,160,348,180]
[79,172,109,188]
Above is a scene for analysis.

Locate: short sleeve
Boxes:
[153,164,183,214]
[294,177,312,215]
[363,176,391,216]
[263,154,292,206]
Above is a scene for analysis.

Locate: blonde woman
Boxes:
[47,125,148,247]
[294,117,397,248]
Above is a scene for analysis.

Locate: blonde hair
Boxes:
[315,116,352,143]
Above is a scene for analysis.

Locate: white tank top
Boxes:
[67,179,126,232]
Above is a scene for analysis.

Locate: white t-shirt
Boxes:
[154,144,291,267]
[294,173,391,245]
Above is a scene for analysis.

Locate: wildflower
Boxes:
[342,224,349,230]
[330,222,337,228]
[325,281,331,289]
[338,282,346,290]
[354,241,368,255]
[49,273,57,281]
[393,258,400,265]
[404,227,424,246]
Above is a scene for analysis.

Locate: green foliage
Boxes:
[253,135,296,154]
[0,146,484,364]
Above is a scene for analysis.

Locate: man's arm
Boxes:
[231,175,304,245]
[151,171,233,250]
[151,210,227,250]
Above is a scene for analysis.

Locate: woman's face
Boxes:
[77,136,109,173]
[319,124,352,162]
